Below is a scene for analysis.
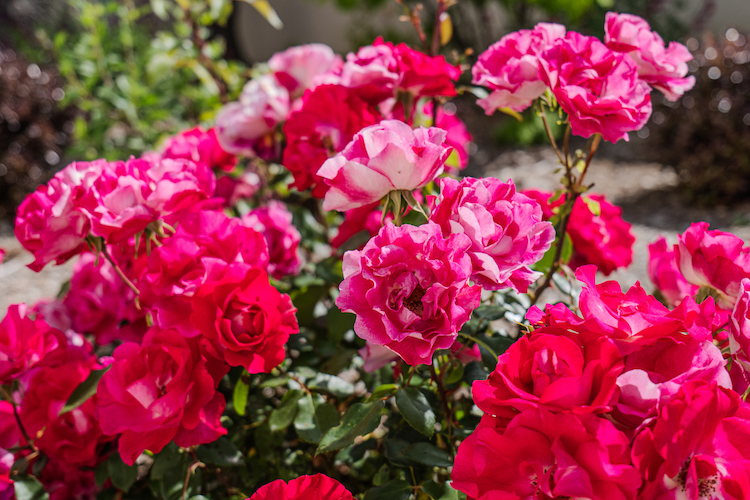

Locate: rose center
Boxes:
[403,284,426,317]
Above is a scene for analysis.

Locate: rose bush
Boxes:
[7,8,746,500]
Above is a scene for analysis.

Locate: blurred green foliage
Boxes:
[9,0,249,161]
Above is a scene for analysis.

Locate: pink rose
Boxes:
[648,236,698,307]
[63,253,145,344]
[14,160,105,271]
[614,335,730,428]
[337,223,481,365]
[473,331,623,418]
[242,200,302,279]
[472,22,566,113]
[0,304,64,384]
[140,210,269,336]
[523,190,635,275]
[268,43,342,96]
[318,120,452,212]
[0,447,11,500]
[338,38,400,101]
[282,84,382,197]
[540,31,652,143]
[96,328,226,465]
[19,347,110,466]
[527,265,718,355]
[676,222,750,310]
[408,100,472,170]
[429,178,554,292]
[452,411,642,500]
[631,381,750,499]
[246,474,354,500]
[729,278,750,381]
[604,12,696,101]
[160,126,237,172]
[190,263,299,373]
[215,74,290,159]
[215,171,261,207]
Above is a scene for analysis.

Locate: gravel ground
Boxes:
[3,146,750,316]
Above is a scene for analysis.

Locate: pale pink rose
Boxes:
[473,23,565,113]
[729,279,750,380]
[318,120,452,212]
[540,32,652,143]
[215,74,291,158]
[675,222,750,310]
[648,236,698,307]
[359,342,399,373]
[337,223,480,365]
[242,200,302,279]
[429,178,554,292]
[268,43,342,96]
[14,160,106,271]
[604,12,696,101]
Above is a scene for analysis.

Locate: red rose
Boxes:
[246,474,354,500]
[191,262,299,373]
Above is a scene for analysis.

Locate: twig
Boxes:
[538,103,564,165]
[457,332,496,360]
[0,386,36,451]
[101,244,140,296]
[429,365,455,457]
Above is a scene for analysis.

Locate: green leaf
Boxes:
[196,437,243,467]
[363,479,412,500]
[108,453,138,491]
[294,393,340,443]
[94,459,109,488]
[401,442,453,467]
[472,304,507,321]
[58,366,111,415]
[581,195,601,217]
[327,305,355,343]
[422,480,460,500]
[233,375,250,416]
[14,476,49,500]
[395,388,436,438]
[237,0,284,29]
[269,389,304,432]
[150,443,182,480]
[317,401,383,454]
[368,383,398,401]
[444,359,464,385]
[308,373,355,398]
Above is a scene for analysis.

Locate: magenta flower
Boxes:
[318,120,452,212]
[452,411,642,500]
[540,31,652,142]
[729,278,750,382]
[473,22,565,113]
[429,178,554,292]
[676,222,750,310]
[337,223,480,365]
[648,236,698,307]
[247,475,354,500]
[0,304,64,384]
[604,12,696,101]
[242,200,302,279]
[159,126,237,172]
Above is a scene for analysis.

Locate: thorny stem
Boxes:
[430,365,455,457]
[538,103,564,164]
[101,244,141,297]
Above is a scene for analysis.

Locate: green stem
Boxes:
[458,332,497,360]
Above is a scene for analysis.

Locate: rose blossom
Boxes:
[429,178,554,292]
[337,38,400,100]
[452,410,642,500]
[318,120,452,212]
[539,31,652,143]
[523,189,635,275]
[140,210,269,336]
[393,41,462,97]
[648,236,698,307]
[337,223,481,365]
[96,327,226,465]
[190,262,299,373]
[676,222,750,310]
[473,331,623,418]
[246,474,354,500]
[215,74,291,159]
[19,347,109,466]
[268,43,342,96]
[527,265,719,355]
[407,100,472,170]
[282,84,382,197]
[0,447,11,500]
[729,278,750,380]
[242,200,302,279]
[63,253,145,344]
[472,22,566,113]
[604,12,696,101]
[14,160,105,271]
[160,126,237,172]
[0,303,64,384]
[631,381,750,499]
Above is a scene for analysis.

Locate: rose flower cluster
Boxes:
[6,9,746,500]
